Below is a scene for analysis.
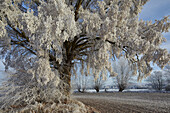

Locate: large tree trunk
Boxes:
[59,65,72,96]
[57,41,74,96]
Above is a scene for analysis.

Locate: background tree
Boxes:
[93,71,106,93]
[164,64,170,91]
[164,64,170,82]
[147,71,164,91]
[71,62,94,93]
[0,0,170,112]
[113,57,133,92]
[71,72,89,93]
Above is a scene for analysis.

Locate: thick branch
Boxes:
[11,39,36,55]
[75,0,83,21]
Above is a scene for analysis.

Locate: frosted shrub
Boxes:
[0,58,90,112]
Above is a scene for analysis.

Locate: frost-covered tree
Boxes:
[164,64,170,91]
[0,0,170,112]
[76,75,87,92]
[164,65,170,83]
[113,57,133,92]
[71,64,89,93]
[147,71,164,91]
[93,71,105,92]
[71,62,88,92]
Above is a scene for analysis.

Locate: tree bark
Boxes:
[95,86,100,93]
[119,87,124,92]
[59,65,72,96]
[57,41,74,96]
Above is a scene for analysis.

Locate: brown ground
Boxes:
[72,92,170,113]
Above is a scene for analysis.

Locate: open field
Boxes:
[72,92,170,113]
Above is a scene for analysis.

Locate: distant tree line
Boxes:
[71,58,170,92]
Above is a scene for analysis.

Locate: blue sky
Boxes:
[0,0,170,82]
[139,0,170,20]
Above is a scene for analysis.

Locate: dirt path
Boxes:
[72,92,170,113]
